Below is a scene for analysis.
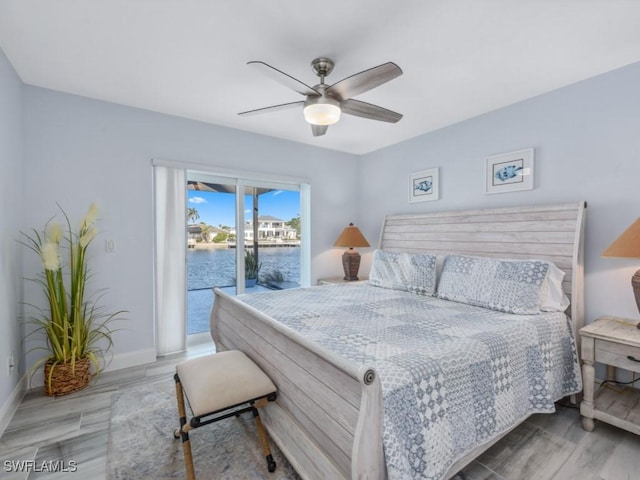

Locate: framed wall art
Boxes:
[485,148,534,194]
[409,168,439,203]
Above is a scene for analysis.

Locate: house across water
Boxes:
[231,215,297,242]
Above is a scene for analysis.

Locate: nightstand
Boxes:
[317,276,368,286]
[580,316,640,435]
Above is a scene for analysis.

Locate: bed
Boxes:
[210,202,586,479]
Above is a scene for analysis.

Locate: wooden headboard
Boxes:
[378,202,587,332]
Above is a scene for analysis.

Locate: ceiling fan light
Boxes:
[303,103,341,126]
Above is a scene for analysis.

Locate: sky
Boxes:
[187,189,300,228]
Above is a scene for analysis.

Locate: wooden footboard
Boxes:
[211,287,386,480]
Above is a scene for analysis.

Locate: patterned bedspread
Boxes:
[239,283,582,480]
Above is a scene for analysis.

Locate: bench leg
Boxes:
[174,374,196,480]
[252,406,276,473]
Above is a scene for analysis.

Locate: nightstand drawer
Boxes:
[595,339,640,374]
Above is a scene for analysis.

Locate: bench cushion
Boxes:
[177,350,276,417]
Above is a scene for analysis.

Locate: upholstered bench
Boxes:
[173,350,278,479]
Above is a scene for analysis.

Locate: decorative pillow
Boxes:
[437,254,555,314]
[368,250,437,296]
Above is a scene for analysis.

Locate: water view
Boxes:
[187,246,300,334]
[187,246,300,290]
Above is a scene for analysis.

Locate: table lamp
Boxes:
[602,217,640,326]
[333,223,370,281]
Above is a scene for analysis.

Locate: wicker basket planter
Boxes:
[44,358,91,397]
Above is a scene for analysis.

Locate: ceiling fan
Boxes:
[238,57,403,137]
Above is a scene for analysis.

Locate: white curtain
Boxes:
[153,165,186,355]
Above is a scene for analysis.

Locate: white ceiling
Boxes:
[2,1,640,155]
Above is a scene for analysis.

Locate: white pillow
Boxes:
[539,263,570,312]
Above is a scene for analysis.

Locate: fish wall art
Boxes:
[494,164,523,182]
[414,179,433,193]
[409,168,440,203]
[485,148,534,194]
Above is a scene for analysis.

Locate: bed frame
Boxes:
[210,202,587,479]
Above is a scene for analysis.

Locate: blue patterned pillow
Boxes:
[437,254,551,314]
[368,250,437,296]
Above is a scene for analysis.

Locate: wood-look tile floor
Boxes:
[0,342,214,480]
[1,341,639,480]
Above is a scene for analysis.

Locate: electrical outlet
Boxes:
[105,239,116,253]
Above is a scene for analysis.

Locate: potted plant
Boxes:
[244,249,261,288]
[22,203,124,396]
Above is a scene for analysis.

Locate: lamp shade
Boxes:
[602,218,640,258]
[333,223,370,248]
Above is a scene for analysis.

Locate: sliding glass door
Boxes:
[186,172,307,335]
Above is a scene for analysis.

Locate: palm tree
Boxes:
[286,215,301,239]
[200,223,213,242]
[187,207,200,223]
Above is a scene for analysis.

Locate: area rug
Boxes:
[108,377,300,479]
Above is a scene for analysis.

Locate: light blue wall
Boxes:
[22,86,360,366]
[0,47,24,410]
[359,61,640,324]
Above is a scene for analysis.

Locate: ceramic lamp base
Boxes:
[342,250,361,281]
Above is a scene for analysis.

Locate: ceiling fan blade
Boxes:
[341,99,403,123]
[311,125,328,137]
[238,101,304,116]
[326,62,402,100]
[248,61,320,97]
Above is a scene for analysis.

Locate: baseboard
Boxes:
[0,374,28,437]
[103,348,157,373]
[187,331,212,347]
